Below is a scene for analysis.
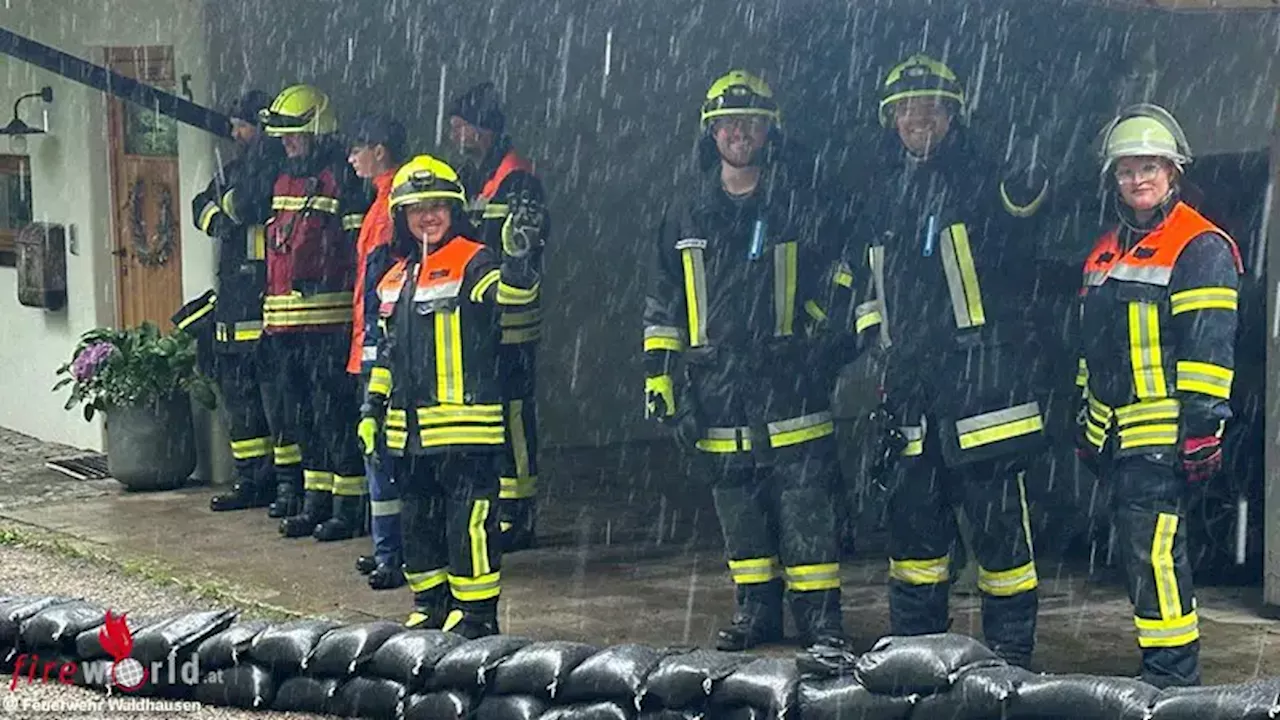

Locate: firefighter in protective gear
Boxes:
[867,53,1050,668]
[175,90,303,515]
[361,154,539,639]
[448,82,549,553]
[233,84,374,542]
[644,70,871,652]
[346,114,408,590]
[1077,103,1241,688]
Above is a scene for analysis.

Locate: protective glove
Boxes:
[1180,434,1223,484]
[645,374,676,419]
[357,417,379,456]
[501,193,545,259]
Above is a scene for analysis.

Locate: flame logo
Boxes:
[98,610,147,692]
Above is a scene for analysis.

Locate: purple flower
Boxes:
[71,341,115,381]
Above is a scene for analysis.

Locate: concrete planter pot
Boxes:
[104,393,197,491]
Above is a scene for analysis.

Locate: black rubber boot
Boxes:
[715,580,784,651]
[314,494,369,542]
[368,562,406,590]
[209,480,274,512]
[405,587,449,629]
[500,500,537,553]
[279,490,332,538]
[355,555,377,575]
[441,604,500,640]
[267,481,302,519]
[791,588,849,650]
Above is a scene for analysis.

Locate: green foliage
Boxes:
[53,322,218,421]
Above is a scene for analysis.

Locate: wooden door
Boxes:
[105,46,184,331]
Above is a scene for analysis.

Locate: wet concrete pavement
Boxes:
[2,428,1279,684]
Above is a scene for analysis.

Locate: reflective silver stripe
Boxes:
[867,245,892,348]
[414,280,463,303]
[362,345,377,361]
[766,411,833,436]
[705,426,749,439]
[1083,270,1108,287]
[644,325,684,341]
[773,242,797,337]
[681,247,709,347]
[245,225,266,260]
[371,499,402,517]
[955,402,1042,436]
[900,425,923,441]
[1109,263,1174,286]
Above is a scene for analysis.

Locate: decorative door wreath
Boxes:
[129,178,177,268]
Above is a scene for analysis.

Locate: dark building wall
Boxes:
[205,0,1277,449]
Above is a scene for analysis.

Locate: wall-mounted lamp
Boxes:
[0,86,53,154]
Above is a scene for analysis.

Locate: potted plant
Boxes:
[53,322,217,491]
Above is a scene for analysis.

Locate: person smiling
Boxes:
[1076,104,1244,688]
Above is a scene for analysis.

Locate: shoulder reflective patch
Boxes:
[675,238,708,250]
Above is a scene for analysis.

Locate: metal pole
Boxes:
[0,27,231,138]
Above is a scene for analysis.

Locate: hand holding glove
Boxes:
[357,417,379,456]
[645,374,676,420]
[1180,434,1223,484]
[501,193,546,259]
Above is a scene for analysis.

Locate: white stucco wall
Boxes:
[0,0,216,454]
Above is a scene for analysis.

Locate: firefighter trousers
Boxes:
[361,378,401,566]
[1108,454,1200,687]
[226,347,303,496]
[400,453,502,612]
[695,435,843,640]
[260,333,366,503]
[887,449,1039,667]
[498,345,538,537]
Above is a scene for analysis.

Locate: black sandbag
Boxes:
[431,634,533,691]
[193,662,275,709]
[719,707,767,720]
[910,663,1033,719]
[75,612,156,660]
[19,599,106,652]
[539,700,635,720]
[403,690,473,720]
[246,619,341,674]
[132,608,237,666]
[330,675,406,719]
[270,675,339,714]
[491,640,601,699]
[1008,673,1159,720]
[708,657,798,718]
[637,712,703,720]
[561,644,673,706]
[306,619,403,677]
[1148,677,1280,720]
[195,619,270,670]
[854,634,1002,696]
[370,629,470,690]
[474,693,548,720]
[0,596,76,649]
[641,649,752,710]
[798,675,915,720]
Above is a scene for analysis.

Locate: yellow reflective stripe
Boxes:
[1119,423,1179,450]
[502,327,541,344]
[1128,302,1168,400]
[497,281,538,306]
[978,561,1038,597]
[220,189,240,224]
[1175,360,1233,399]
[854,301,883,334]
[263,291,353,310]
[332,474,368,497]
[889,557,949,585]
[420,427,506,448]
[502,308,542,327]
[385,429,408,450]
[469,498,492,577]
[1152,513,1183,624]
[262,307,351,327]
[804,299,827,323]
[434,311,464,405]
[385,408,409,428]
[681,247,708,347]
[230,437,271,460]
[271,195,340,214]
[417,404,504,425]
[767,411,835,449]
[1170,286,1237,315]
[219,321,263,342]
[1075,358,1089,388]
[368,366,393,396]
[1135,611,1200,649]
[303,470,333,492]
[774,241,797,337]
[246,225,267,260]
[955,402,1043,450]
[508,399,531,480]
[470,269,501,303]
[263,292,353,328]
[371,499,402,517]
[449,571,501,601]
[1017,470,1035,564]
[198,201,221,233]
[405,568,447,593]
[696,426,751,453]
[784,563,840,592]
[175,297,216,331]
[834,262,854,288]
[482,203,510,219]
[274,444,302,465]
[900,425,924,457]
[342,213,365,231]
[940,224,985,329]
[728,557,781,585]
[499,475,538,500]
[644,325,686,352]
[1114,398,1179,426]
[1000,179,1048,218]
